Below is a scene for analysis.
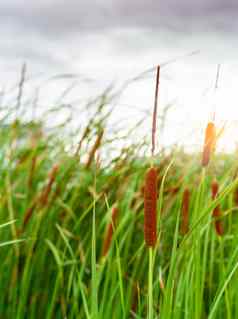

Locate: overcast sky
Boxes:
[1,1,238,151]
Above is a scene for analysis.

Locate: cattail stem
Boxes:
[148,248,154,319]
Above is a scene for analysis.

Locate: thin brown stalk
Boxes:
[151,66,160,157]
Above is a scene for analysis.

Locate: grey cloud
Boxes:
[0,0,238,36]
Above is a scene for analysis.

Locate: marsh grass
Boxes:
[0,72,238,319]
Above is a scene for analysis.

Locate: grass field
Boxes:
[1,73,238,319]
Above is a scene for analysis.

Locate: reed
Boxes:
[144,65,160,319]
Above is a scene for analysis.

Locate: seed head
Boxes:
[202,122,216,167]
[144,167,157,247]
[234,187,238,207]
[85,130,104,169]
[39,164,59,207]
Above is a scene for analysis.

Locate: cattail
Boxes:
[144,167,157,247]
[85,129,104,169]
[211,180,223,236]
[102,206,119,256]
[75,124,91,156]
[39,164,59,207]
[181,188,190,235]
[202,122,216,167]
[234,187,238,207]
[21,165,59,231]
[143,66,159,248]
[22,199,38,229]
[131,281,140,315]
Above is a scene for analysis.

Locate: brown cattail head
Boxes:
[144,167,157,247]
[22,200,38,229]
[39,164,59,207]
[75,124,91,156]
[202,122,216,167]
[85,129,104,169]
[181,188,190,235]
[211,180,223,236]
[102,206,119,257]
[234,187,238,207]
[131,281,140,315]
[211,180,219,200]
